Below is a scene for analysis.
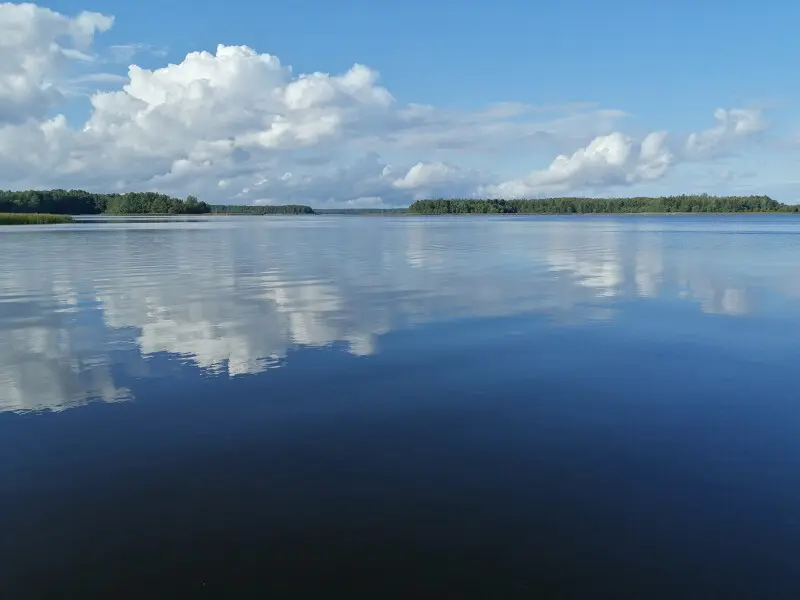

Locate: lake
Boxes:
[2,215,800,598]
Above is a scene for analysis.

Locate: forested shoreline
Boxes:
[0,190,314,216]
[408,196,800,214]
[3,190,799,218]
[0,190,211,215]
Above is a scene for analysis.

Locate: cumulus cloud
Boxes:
[389,161,480,199]
[0,3,772,206]
[684,108,766,158]
[484,109,764,198]
[0,2,112,122]
[227,154,481,207]
[393,162,460,189]
[84,46,391,154]
[484,131,673,197]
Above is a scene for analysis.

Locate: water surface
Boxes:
[2,215,800,598]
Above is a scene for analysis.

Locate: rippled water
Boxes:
[2,215,800,598]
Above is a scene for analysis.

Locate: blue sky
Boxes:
[1,1,798,204]
[45,0,795,114]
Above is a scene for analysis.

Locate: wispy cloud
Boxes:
[107,43,168,64]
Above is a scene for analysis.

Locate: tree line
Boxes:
[5,189,795,217]
[0,189,211,215]
[0,190,315,215]
[408,195,800,214]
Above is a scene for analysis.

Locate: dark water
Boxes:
[2,215,800,598]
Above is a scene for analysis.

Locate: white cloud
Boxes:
[224,154,480,207]
[684,108,766,158]
[483,130,674,197]
[366,102,629,165]
[106,43,167,63]
[393,162,458,189]
[484,109,764,198]
[0,3,775,206]
[0,2,112,122]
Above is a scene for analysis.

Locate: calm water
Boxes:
[2,215,800,598]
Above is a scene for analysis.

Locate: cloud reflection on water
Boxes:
[0,216,796,412]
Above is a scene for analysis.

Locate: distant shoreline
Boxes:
[4,190,799,218]
[407,196,799,215]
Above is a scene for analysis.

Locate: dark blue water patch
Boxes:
[2,309,800,599]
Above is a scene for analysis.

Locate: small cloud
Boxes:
[73,73,128,84]
[344,196,387,208]
[60,48,95,62]
[684,108,766,158]
[107,43,168,64]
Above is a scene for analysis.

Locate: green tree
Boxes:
[407,195,794,214]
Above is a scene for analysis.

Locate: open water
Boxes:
[2,215,800,598]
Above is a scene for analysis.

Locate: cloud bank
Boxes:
[0,3,770,206]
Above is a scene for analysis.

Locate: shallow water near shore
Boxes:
[2,214,800,598]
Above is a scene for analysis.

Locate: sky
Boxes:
[1,0,798,207]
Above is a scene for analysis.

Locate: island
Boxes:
[408,195,800,214]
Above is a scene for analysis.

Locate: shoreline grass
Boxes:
[0,213,74,225]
